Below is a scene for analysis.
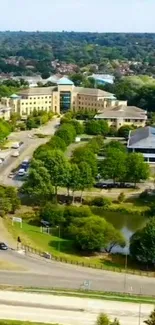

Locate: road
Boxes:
[0,291,153,325]
[0,118,60,186]
[0,250,155,295]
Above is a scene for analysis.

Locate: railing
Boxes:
[21,244,155,278]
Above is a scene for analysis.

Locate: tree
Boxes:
[87,136,104,154]
[104,140,125,153]
[85,120,109,136]
[96,313,121,325]
[68,215,124,252]
[56,124,76,145]
[48,136,67,151]
[104,224,126,253]
[22,160,53,203]
[72,147,97,176]
[71,120,85,134]
[130,218,155,266]
[64,163,81,202]
[96,313,110,325]
[78,162,94,202]
[118,125,135,138]
[101,148,127,183]
[38,150,70,198]
[144,309,155,325]
[39,203,64,226]
[68,216,108,252]
[126,153,150,186]
[5,186,20,213]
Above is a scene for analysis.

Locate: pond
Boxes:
[91,207,146,254]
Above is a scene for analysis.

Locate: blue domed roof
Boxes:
[10,94,20,99]
[57,77,74,86]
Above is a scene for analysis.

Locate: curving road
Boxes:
[0,250,155,295]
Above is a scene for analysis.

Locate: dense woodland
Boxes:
[1,32,155,75]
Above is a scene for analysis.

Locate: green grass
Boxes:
[0,286,154,304]
[4,218,155,276]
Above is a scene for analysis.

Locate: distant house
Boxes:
[88,74,114,85]
[94,103,147,129]
[127,126,155,163]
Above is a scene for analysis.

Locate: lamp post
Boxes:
[124,252,128,292]
[56,226,61,252]
[138,287,142,325]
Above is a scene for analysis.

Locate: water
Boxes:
[91,208,146,254]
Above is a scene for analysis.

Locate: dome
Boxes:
[10,94,20,99]
[57,77,74,86]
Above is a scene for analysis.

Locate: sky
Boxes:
[0,0,155,33]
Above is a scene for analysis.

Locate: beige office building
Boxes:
[1,77,147,128]
[1,77,116,118]
[94,104,147,129]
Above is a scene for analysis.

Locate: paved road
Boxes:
[0,250,155,295]
[0,118,60,186]
[0,291,153,325]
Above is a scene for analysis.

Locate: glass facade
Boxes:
[60,91,71,111]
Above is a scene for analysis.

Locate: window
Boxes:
[125,119,130,122]
[45,101,47,103]
[34,102,36,104]
[55,106,57,109]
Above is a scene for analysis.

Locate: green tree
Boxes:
[22,160,53,204]
[101,148,127,183]
[48,136,67,151]
[118,125,135,138]
[144,309,155,325]
[39,203,64,226]
[104,140,125,153]
[0,197,12,217]
[5,186,20,213]
[130,218,155,266]
[85,120,109,136]
[87,136,104,154]
[126,153,150,186]
[78,162,94,202]
[39,150,70,198]
[56,123,76,145]
[72,147,97,176]
[68,216,108,252]
[96,313,110,325]
[65,163,81,202]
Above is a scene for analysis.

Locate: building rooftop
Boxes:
[94,105,147,119]
[74,86,114,98]
[10,94,20,99]
[128,126,155,149]
[57,77,74,86]
[18,87,56,96]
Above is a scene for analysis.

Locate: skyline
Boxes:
[0,0,154,33]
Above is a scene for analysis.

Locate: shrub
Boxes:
[90,196,111,208]
[117,192,126,203]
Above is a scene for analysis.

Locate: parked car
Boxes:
[18,168,26,176]
[12,151,19,157]
[94,182,108,189]
[0,242,8,250]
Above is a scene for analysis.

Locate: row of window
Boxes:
[21,101,51,105]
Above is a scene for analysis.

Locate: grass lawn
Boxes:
[4,218,153,276]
